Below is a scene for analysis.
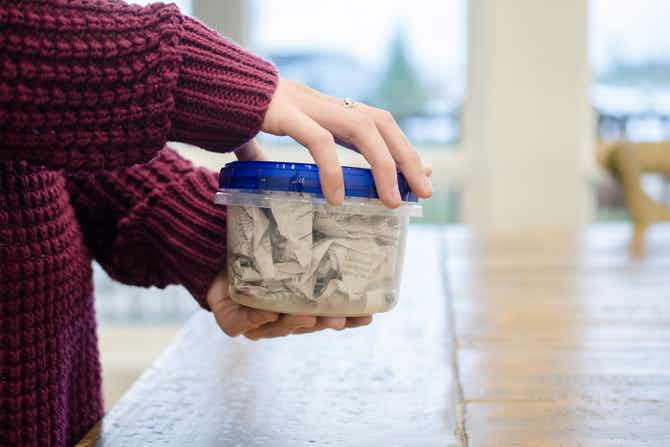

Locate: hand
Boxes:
[206,271,373,340]
[260,78,433,207]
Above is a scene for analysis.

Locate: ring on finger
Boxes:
[343,98,356,109]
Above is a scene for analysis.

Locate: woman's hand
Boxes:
[260,79,433,208]
[206,271,373,340]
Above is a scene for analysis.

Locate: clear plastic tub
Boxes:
[215,161,422,317]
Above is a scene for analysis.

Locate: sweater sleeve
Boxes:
[66,147,227,309]
[0,0,278,170]
[169,16,278,152]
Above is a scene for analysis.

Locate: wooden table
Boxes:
[78,224,670,446]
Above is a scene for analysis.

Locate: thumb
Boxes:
[235,140,269,161]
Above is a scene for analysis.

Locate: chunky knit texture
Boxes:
[0,1,278,445]
[67,148,228,307]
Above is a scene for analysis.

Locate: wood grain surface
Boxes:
[446,224,670,446]
[78,224,670,446]
[78,227,457,447]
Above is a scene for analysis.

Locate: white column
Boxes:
[464,0,593,232]
[191,0,249,45]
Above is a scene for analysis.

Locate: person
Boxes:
[0,0,432,445]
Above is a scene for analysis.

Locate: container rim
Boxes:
[215,189,423,217]
[218,161,418,202]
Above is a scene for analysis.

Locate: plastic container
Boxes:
[215,161,422,317]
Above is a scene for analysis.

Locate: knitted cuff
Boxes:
[170,16,279,152]
[114,167,227,310]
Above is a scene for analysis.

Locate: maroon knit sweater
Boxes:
[0,1,278,445]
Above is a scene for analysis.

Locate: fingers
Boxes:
[243,314,372,338]
[300,100,401,207]
[319,316,347,330]
[292,316,346,334]
[346,315,373,328]
[213,299,279,337]
[208,270,373,340]
[235,139,269,161]
[291,85,431,200]
[207,273,279,337]
[261,79,430,207]
[364,107,432,198]
[244,314,317,340]
[288,315,373,335]
[279,107,345,205]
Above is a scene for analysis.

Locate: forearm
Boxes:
[67,147,226,308]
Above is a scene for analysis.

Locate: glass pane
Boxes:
[250,0,466,223]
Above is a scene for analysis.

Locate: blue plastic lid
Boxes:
[219,161,417,202]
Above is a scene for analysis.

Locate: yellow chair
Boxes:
[598,141,670,257]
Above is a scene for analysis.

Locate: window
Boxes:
[590,0,670,142]
[250,0,467,223]
[590,0,670,220]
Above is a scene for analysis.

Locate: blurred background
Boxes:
[98,0,670,408]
